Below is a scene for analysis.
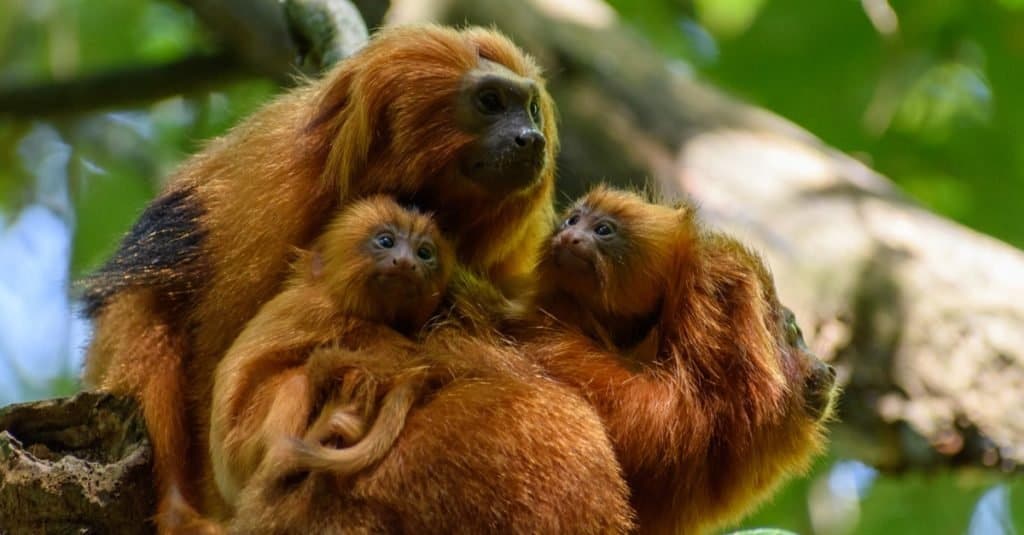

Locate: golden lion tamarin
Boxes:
[208,197,632,533]
[521,187,837,534]
[79,25,559,526]
[209,196,452,507]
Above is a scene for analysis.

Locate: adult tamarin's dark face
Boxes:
[781,306,837,422]
[456,59,547,196]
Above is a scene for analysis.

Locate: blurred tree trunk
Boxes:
[4,0,1024,530]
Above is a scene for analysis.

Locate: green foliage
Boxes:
[0,0,272,274]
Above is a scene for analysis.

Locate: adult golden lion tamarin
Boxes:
[520,187,837,534]
[208,197,632,534]
[80,25,559,527]
[209,196,452,506]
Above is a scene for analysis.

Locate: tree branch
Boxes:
[0,0,377,119]
[0,51,246,118]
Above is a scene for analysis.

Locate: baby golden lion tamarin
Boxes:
[521,186,837,534]
[209,195,452,506]
[211,195,633,534]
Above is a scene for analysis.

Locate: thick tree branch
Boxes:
[285,0,369,73]
[0,52,245,118]
[0,0,375,119]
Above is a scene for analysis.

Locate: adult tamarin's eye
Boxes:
[594,222,615,236]
[785,318,802,346]
[476,89,504,114]
[376,233,395,248]
[529,101,542,124]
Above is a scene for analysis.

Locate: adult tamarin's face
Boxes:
[312,25,559,209]
[455,59,547,195]
[781,306,837,422]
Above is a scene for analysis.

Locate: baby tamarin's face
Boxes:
[316,196,454,330]
[541,187,679,318]
[542,187,836,423]
[361,220,444,301]
[551,205,622,279]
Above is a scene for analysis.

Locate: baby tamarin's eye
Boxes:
[593,222,615,237]
[417,244,435,261]
[565,213,581,227]
[375,232,395,249]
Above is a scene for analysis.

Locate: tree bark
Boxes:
[0,393,154,534]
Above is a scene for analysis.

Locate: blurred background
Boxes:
[0,0,1021,533]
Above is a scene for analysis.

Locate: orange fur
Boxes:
[522,187,836,534]
[80,25,558,528]
[229,329,634,534]
[212,197,633,533]
[288,358,426,477]
[209,196,452,509]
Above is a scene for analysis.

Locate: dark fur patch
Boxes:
[79,186,207,317]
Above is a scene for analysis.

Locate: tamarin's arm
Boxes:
[447,266,531,329]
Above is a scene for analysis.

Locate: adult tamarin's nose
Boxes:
[514,128,545,151]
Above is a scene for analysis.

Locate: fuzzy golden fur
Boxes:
[80,25,559,529]
[209,197,633,533]
[521,187,837,534]
[209,196,452,508]
[227,334,634,534]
